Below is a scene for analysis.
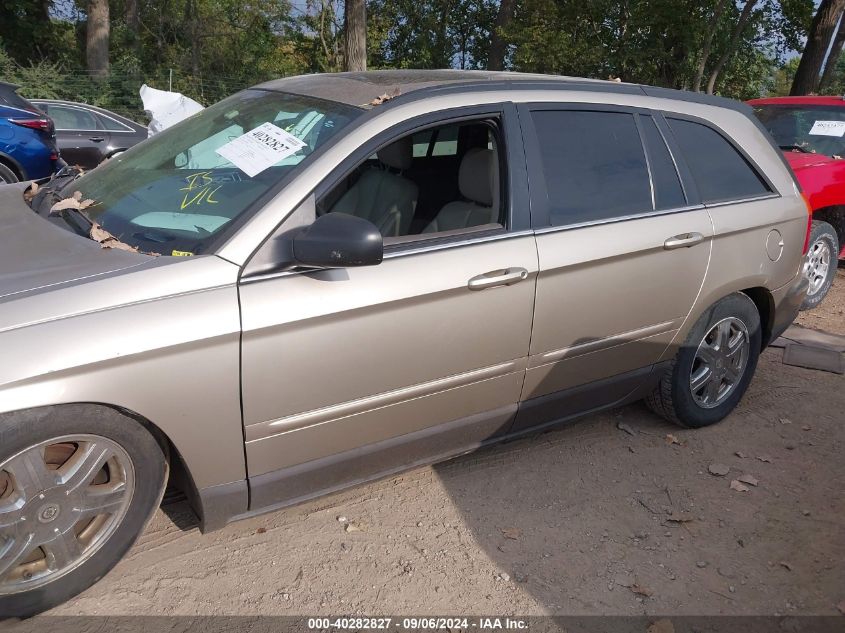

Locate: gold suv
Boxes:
[0,71,810,615]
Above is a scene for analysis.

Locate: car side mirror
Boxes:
[292,212,383,268]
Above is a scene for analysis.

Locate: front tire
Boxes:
[801,220,839,311]
[646,293,761,428]
[0,406,167,617]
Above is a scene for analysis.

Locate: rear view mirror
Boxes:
[292,212,383,268]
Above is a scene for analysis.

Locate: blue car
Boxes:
[0,82,61,184]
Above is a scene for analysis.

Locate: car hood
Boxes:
[0,182,150,302]
[782,151,838,171]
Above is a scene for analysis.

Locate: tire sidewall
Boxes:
[668,293,762,428]
[0,405,166,617]
[0,164,18,184]
[801,221,839,310]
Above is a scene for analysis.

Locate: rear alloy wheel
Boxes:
[0,406,166,616]
[801,220,839,311]
[646,293,761,428]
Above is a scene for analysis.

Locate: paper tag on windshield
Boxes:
[215,122,307,177]
[809,120,845,137]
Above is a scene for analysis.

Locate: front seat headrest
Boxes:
[458,148,498,207]
[377,136,413,171]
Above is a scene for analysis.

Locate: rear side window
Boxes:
[667,117,770,203]
[98,114,133,132]
[640,115,686,210]
[530,110,652,226]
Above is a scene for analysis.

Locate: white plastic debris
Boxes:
[139,84,204,136]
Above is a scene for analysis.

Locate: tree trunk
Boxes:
[791,0,845,95]
[344,0,366,72]
[820,13,845,92]
[488,0,516,71]
[692,0,729,92]
[126,0,140,60]
[86,0,110,78]
[705,0,759,94]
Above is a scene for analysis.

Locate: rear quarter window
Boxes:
[666,117,770,204]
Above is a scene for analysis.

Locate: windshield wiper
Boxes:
[779,144,811,153]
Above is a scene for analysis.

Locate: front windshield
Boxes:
[754,104,845,158]
[73,89,362,256]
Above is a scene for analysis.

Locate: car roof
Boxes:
[254,70,750,114]
[30,99,144,129]
[748,95,845,107]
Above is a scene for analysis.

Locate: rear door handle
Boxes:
[89,136,105,142]
[468,267,529,291]
[664,232,704,250]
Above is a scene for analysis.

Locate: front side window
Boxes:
[667,117,770,204]
[317,118,505,241]
[69,90,361,255]
[530,109,652,226]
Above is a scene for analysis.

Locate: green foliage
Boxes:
[0,0,823,114]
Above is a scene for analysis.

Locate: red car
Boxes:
[749,96,845,309]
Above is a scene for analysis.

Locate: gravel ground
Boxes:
[46,271,845,618]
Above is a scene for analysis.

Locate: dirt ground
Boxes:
[47,271,845,618]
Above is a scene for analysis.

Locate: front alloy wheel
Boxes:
[0,406,167,617]
[0,436,135,594]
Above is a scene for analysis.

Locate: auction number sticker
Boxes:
[215,122,307,177]
[808,120,845,137]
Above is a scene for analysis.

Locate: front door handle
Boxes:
[468,267,529,291]
[664,232,704,250]
[89,136,105,142]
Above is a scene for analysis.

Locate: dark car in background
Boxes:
[0,83,60,183]
[31,100,148,170]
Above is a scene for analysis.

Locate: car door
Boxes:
[512,104,713,431]
[237,104,538,507]
[42,103,109,168]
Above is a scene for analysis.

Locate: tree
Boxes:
[86,0,110,78]
[488,0,515,70]
[706,0,760,94]
[791,0,845,94]
[345,0,366,71]
[820,13,845,91]
[692,0,730,92]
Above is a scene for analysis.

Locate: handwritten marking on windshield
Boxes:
[180,171,222,210]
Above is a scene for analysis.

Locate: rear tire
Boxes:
[801,220,838,311]
[0,163,18,184]
[0,405,167,617]
[646,293,761,428]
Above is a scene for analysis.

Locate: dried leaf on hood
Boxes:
[49,191,95,215]
[89,222,160,256]
[23,181,39,202]
[50,191,83,214]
